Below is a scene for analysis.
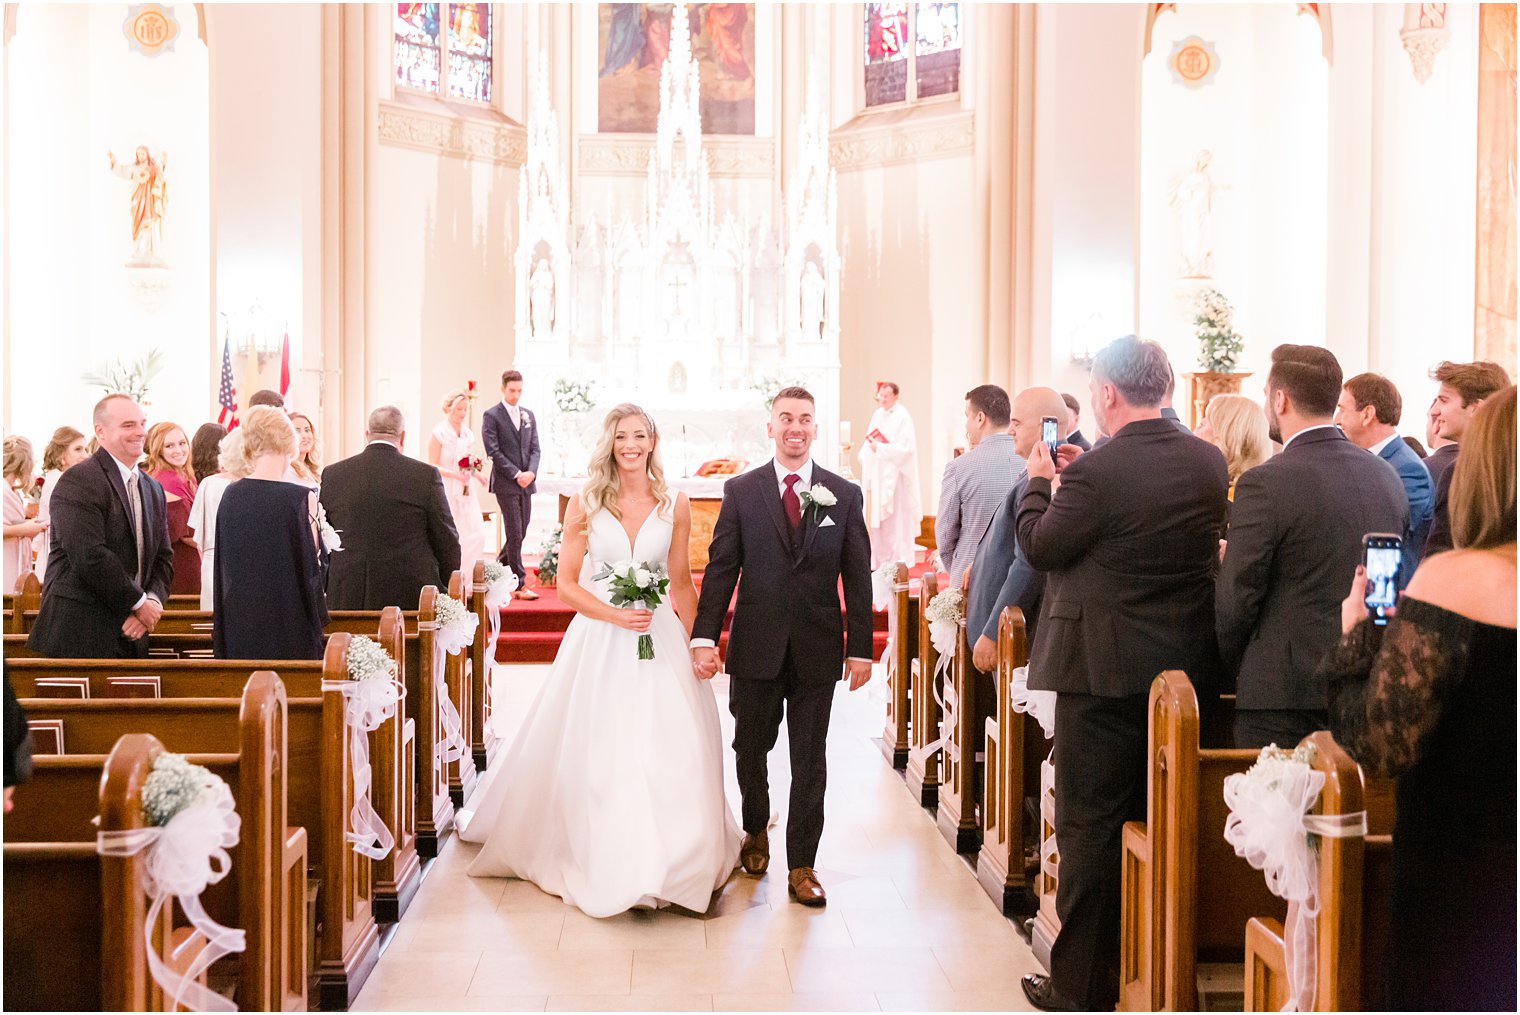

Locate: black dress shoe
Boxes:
[1021,974,1080,1012]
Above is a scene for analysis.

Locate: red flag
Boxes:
[279,332,291,398]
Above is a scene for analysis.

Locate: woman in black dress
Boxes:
[1325,386,1516,1012]
[213,406,327,660]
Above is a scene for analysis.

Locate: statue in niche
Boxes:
[800,261,826,340]
[529,258,555,337]
[108,145,168,267]
[1168,149,1220,279]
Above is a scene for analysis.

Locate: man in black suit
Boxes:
[1161,366,1193,433]
[1016,337,1229,1012]
[1059,392,1092,451]
[1219,345,1409,750]
[691,387,873,908]
[482,369,541,599]
[320,406,460,611]
[28,395,174,659]
[1423,359,1510,554]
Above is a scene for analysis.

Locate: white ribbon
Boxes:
[1009,665,1057,740]
[321,677,405,860]
[1039,758,1059,881]
[481,581,511,735]
[1222,760,1368,1012]
[482,570,518,611]
[906,613,960,771]
[97,782,247,1013]
[419,615,477,773]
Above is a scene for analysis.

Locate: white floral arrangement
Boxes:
[798,482,836,519]
[480,559,519,609]
[873,560,903,611]
[433,593,478,656]
[925,588,964,660]
[1193,287,1245,373]
[317,503,342,553]
[1241,741,1318,792]
[141,752,222,827]
[345,635,397,683]
[553,377,595,415]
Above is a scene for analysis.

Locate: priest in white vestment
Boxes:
[858,381,923,568]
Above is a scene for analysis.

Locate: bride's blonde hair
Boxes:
[580,403,673,527]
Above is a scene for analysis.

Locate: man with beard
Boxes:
[1217,344,1408,749]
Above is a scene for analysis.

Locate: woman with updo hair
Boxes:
[2,437,43,591]
[211,406,327,659]
[145,421,201,595]
[427,390,488,569]
[188,428,249,610]
[33,426,89,579]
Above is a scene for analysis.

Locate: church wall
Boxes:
[206,3,323,422]
[4,3,210,441]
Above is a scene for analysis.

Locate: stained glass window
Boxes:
[914,2,960,98]
[395,3,441,94]
[447,3,493,104]
[864,3,910,107]
[863,3,961,108]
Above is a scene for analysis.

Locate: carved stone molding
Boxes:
[378,100,526,166]
[1401,3,1450,84]
[829,109,976,172]
[576,134,777,177]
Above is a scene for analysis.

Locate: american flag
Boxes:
[217,337,240,431]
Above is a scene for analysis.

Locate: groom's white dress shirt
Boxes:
[691,458,870,665]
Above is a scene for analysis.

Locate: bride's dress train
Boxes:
[459,504,740,917]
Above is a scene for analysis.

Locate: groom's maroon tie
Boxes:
[782,473,803,536]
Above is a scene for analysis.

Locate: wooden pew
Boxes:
[7,614,421,927]
[1244,732,1395,1012]
[977,606,1047,913]
[17,646,383,1009]
[447,571,480,807]
[4,679,305,1011]
[469,559,502,773]
[3,571,41,634]
[1116,670,1285,1012]
[936,609,981,853]
[879,559,916,769]
[414,585,456,856]
[905,571,942,808]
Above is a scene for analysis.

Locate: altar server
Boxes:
[858,381,922,569]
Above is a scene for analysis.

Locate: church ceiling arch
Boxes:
[1143,2,1332,63]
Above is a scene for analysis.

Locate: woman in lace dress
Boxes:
[428,391,488,571]
[1325,385,1515,1012]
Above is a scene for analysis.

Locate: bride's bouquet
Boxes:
[592,559,670,660]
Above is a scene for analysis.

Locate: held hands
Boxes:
[125,595,165,641]
[692,646,720,680]
[516,471,535,488]
[846,658,872,691]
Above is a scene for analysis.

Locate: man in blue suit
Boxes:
[965,387,1068,675]
[1335,372,1433,585]
[482,369,541,599]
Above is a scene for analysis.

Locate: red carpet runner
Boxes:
[494,563,939,664]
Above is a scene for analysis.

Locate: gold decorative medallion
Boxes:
[124,4,180,57]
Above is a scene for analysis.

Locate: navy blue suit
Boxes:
[1377,436,1433,585]
[966,474,1043,653]
[482,401,541,585]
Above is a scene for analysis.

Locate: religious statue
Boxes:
[799,261,826,340]
[529,258,555,338]
[108,145,168,267]
[1168,149,1219,279]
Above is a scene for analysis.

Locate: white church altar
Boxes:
[510,3,843,480]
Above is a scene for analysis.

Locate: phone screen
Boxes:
[1363,535,1402,625]
[1041,417,1060,459]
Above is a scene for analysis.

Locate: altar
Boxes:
[538,474,735,571]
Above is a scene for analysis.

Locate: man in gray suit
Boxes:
[965,386,1067,673]
[935,385,1023,588]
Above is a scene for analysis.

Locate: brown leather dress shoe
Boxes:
[513,587,540,601]
[787,867,827,907]
[739,832,769,876]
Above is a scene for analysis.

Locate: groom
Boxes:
[692,386,874,907]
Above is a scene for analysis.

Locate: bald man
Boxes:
[965,387,1070,674]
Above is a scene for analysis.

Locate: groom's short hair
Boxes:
[774,386,814,406]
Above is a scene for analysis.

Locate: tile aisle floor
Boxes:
[351,664,1042,1012]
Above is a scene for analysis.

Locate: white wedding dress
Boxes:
[460,502,740,917]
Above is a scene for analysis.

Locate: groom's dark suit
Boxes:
[694,460,873,869]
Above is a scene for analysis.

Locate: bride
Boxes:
[460,403,741,917]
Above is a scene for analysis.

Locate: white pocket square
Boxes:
[819,516,836,528]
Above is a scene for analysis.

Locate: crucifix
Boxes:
[668,274,690,317]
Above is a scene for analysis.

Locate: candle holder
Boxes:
[839,441,855,481]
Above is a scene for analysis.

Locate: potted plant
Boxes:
[535,524,563,588]
[1183,289,1251,426]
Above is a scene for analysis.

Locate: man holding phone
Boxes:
[1217,344,1409,750]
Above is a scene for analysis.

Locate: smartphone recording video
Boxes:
[1363,533,1402,626]
[1041,416,1060,460]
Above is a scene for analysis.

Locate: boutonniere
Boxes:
[797,482,837,522]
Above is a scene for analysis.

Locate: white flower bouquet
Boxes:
[592,559,670,660]
[433,593,478,656]
[345,635,397,683]
[1193,287,1245,373]
[924,588,964,660]
[553,377,595,415]
[316,503,342,553]
[480,559,519,609]
[141,752,223,827]
[873,560,903,611]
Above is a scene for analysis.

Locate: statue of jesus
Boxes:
[1168,149,1219,279]
[108,146,168,266]
[800,261,826,340]
[529,258,555,338]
